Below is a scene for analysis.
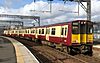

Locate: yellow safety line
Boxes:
[15,45,24,63]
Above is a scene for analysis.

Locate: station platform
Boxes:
[93,45,100,48]
[0,36,39,63]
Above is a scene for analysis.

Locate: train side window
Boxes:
[31,30,35,33]
[61,28,64,35]
[27,30,29,33]
[19,31,20,33]
[46,29,48,34]
[12,31,14,33]
[42,29,44,34]
[48,29,50,34]
[20,31,21,33]
[31,30,32,33]
[16,31,17,33]
[34,30,35,33]
[25,30,27,33]
[46,29,50,34]
[51,28,56,35]
[13,31,15,33]
[65,27,67,35]
[39,29,41,34]
[36,29,37,34]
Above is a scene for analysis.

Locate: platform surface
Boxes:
[1,36,39,63]
[0,36,17,63]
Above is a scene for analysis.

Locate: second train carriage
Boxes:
[3,20,93,55]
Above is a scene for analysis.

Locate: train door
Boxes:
[35,28,38,38]
[61,26,64,41]
[80,21,87,44]
[61,25,68,43]
[80,21,93,44]
[46,27,50,41]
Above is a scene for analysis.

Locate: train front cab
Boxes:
[67,20,93,55]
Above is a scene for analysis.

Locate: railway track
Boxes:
[13,37,52,63]
[74,54,100,63]
[12,37,100,63]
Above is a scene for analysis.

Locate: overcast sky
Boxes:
[0,0,99,26]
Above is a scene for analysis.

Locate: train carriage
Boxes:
[44,22,70,49]
[68,20,93,55]
[36,20,93,55]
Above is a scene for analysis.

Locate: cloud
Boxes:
[0,0,100,26]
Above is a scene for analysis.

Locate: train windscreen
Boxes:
[72,21,93,34]
[72,22,79,34]
[86,22,93,34]
[80,21,93,34]
[80,21,86,34]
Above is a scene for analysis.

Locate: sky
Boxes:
[0,0,99,26]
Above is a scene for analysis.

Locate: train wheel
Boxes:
[67,46,75,55]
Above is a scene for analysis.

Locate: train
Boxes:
[3,20,93,56]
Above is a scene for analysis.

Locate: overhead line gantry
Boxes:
[0,14,40,28]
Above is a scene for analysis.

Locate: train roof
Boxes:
[32,20,91,28]
[9,20,91,30]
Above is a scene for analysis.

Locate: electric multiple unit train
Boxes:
[3,20,93,55]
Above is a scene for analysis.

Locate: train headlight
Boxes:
[75,40,78,43]
[84,22,86,24]
[64,40,66,42]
